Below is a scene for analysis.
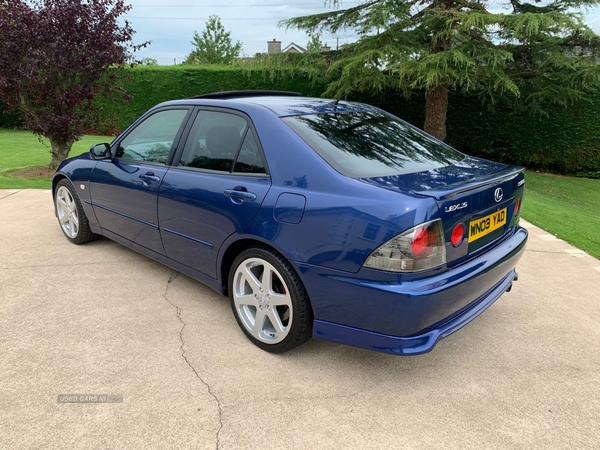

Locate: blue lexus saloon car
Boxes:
[52,91,527,355]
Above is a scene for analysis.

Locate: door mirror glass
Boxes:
[90,143,112,160]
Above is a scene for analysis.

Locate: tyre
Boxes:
[229,246,313,353]
[54,179,97,245]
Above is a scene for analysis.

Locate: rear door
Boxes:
[90,108,191,254]
[158,108,271,278]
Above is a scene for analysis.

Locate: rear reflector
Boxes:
[514,198,521,216]
[451,223,465,247]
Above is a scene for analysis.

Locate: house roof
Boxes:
[282,42,307,53]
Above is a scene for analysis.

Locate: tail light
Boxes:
[514,198,521,216]
[364,219,446,272]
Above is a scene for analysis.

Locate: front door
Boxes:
[90,108,191,255]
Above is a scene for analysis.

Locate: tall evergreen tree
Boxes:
[184,15,243,65]
[280,0,600,140]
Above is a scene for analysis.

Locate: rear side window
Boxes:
[283,111,464,178]
[179,110,266,174]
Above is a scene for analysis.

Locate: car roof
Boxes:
[158,92,377,117]
[230,96,373,117]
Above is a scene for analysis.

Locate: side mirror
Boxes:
[90,143,112,160]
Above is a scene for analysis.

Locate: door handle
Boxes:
[224,187,257,202]
[139,172,160,183]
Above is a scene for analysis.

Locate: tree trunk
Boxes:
[424,84,448,142]
[48,138,74,170]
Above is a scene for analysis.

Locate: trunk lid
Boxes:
[361,156,526,266]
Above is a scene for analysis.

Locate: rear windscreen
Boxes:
[283,111,464,178]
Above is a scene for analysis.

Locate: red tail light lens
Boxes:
[514,198,521,216]
[364,219,446,272]
[411,226,438,257]
[451,223,465,247]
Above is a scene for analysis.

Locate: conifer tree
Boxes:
[281,0,600,140]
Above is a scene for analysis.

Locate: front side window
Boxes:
[283,111,464,178]
[116,109,189,164]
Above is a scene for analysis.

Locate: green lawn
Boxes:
[1,129,599,258]
[0,129,113,189]
[522,172,600,259]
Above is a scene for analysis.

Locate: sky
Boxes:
[121,1,600,65]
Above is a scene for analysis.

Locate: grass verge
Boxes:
[523,172,600,259]
[0,129,113,189]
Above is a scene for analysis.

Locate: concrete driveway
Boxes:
[1,189,599,449]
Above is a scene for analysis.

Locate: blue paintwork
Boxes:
[313,268,520,355]
[53,95,528,355]
[274,193,306,224]
[158,169,271,278]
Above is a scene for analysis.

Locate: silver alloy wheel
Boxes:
[232,257,293,344]
[56,185,79,239]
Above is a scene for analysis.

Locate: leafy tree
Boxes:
[0,0,146,169]
[184,15,243,65]
[306,34,324,53]
[140,57,159,66]
[281,0,600,141]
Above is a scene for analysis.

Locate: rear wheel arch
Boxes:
[220,239,289,294]
[219,239,310,311]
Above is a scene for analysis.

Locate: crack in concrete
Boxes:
[0,189,23,201]
[163,272,224,450]
[525,249,581,255]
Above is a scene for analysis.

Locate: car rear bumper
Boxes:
[313,268,517,355]
[298,226,528,354]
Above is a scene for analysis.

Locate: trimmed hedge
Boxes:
[94,65,327,131]
[2,65,599,175]
[355,90,600,175]
[0,104,22,128]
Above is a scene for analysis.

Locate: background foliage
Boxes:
[1,65,599,175]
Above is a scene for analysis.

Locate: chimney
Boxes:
[320,44,331,52]
[268,38,281,54]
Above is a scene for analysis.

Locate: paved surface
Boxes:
[1,189,599,449]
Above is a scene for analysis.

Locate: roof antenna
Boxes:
[329,92,345,106]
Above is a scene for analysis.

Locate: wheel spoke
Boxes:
[242,264,262,293]
[268,293,292,308]
[251,308,267,339]
[59,214,70,225]
[57,195,68,209]
[262,267,274,294]
[67,219,75,237]
[71,211,79,227]
[267,309,286,335]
